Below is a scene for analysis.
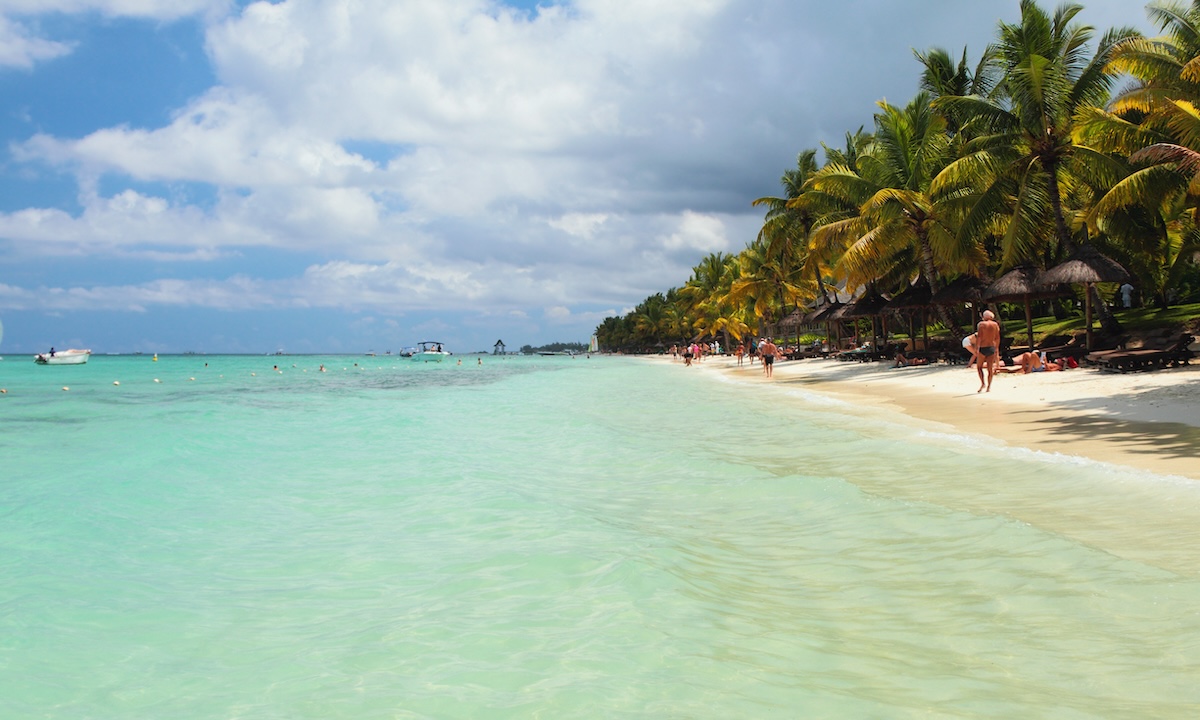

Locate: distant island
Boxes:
[521,342,586,355]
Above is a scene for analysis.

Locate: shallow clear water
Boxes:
[2,354,1199,718]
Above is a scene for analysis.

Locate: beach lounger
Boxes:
[1090,334,1195,373]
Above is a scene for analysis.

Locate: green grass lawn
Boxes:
[879,302,1200,344]
[1007,302,1200,341]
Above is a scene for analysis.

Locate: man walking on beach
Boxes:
[976,310,1001,393]
[759,337,778,378]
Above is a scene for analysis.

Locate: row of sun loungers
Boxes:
[776,327,1194,375]
[1085,333,1195,373]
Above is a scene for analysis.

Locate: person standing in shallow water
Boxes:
[975,310,1001,393]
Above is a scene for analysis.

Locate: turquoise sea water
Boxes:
[3,353,1200,718]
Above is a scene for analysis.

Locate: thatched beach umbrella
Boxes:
[805,301,844,349]
[779,308,805,327]
[984,265,1067,348]
[838,292,890,348]
[929,275,987,307]
[1040,245,1130,349]
[806,301,842,323]
[886,283,933,349]
[928,275,989,335]
[777,308,805,341]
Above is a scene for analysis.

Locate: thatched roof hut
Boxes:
[929,275,988,306]
[806,301,844,324]
[1040,244,1130,285]
[1040,245,1130,349]
[839,292,890,318]
[886,283,933,309]
[778,307,807,329]
[983,266,1066,347]
[985,266,1048,301]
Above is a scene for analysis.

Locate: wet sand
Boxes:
[698,355,1200,482]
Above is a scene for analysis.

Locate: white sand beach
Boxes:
[688,354,1200,481]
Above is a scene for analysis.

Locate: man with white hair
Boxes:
[976,309,1001,393]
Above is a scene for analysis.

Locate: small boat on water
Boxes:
[35,348,91,365]
[411,341,451,362]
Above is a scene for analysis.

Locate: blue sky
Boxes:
[0,0,1153,355]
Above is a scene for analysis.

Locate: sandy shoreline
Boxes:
[672,353,1200,481]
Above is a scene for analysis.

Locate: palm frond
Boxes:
[1131,142,1200,174]
[1074,105,1166,154]
[1092,164,1189,223]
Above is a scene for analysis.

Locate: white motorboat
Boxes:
[35,348,91,365]
[411,341,451,362]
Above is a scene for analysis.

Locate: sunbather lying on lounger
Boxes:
[997,351,1062,373]
[893,350,930,368]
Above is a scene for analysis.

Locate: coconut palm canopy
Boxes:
[595,0,1200,354]
[1040,245,1131,286]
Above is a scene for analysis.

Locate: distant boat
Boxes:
[537,351,574,356]
[35,349,91,365]
[411,341,451,362]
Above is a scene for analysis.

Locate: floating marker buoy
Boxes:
[113,381,120,386]
[189,377,195,381]
[0,388,6,393]
[154,379,161,383]
[62,386,69,391]
[251,372,256,376]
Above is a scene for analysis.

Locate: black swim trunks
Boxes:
[980,346,996,356]
[763,354,775,365]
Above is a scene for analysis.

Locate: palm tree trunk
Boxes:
[917,232,962,336]
[1047,159,1119,331]
[814,262,831,305]
[1045,161,1075,255]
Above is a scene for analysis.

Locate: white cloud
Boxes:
[17,90,378,188]
[662,211,733,253]
[0,16,73,67]
[548,213,608,239]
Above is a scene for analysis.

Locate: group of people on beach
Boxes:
[671,309,1085,392]
[670,341,722,367]
[967,310,1077,391]
[674,337,782,377]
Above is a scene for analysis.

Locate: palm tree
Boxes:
[932,1,1137,265]
[752,150,829,306]
[915,44,1001,145]
[681,253,743,347]
[725,238,811,338]
[808,93,985,332]
[1082,1,1200,307]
